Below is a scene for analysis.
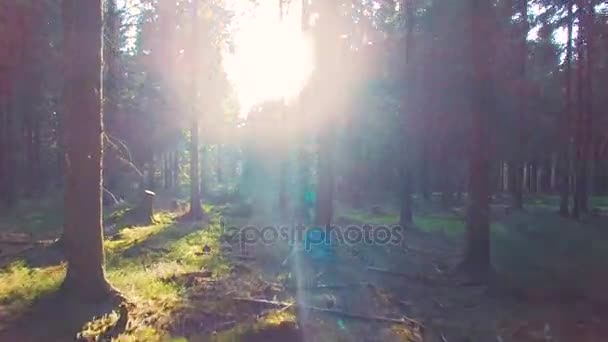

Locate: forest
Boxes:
[0,0,607,341]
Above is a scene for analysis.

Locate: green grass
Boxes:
[0,196,64,237]
[337,207,399,226]
[414,215,465,235]
[0,261,65,312]
[0,205,234,341]
[2,196,608,340]
[526,195,608,209]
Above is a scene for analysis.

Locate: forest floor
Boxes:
[0,194,607,341]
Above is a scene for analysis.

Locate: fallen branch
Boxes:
[232,297,423,327]
[302,306,423,327]
[226,254,256,261]
[285,282,368,291]
[233,297,289,307]
[402,245,456,257]
[367,266,446,286]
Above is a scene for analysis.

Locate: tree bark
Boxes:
[559,0,574,217]
[509,161,523,209]
[461,0,493,281]
[316,133,334,228]
[172,151,179,189]
[61,0,112,299]
[399,0,415,226]
[183,0,205,221]
[573,4,588,218]
[186,119,204,220]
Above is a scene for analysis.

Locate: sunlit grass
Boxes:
[208,309,297,342]
[114,327,172,342]
[105,212,176,254]
[0,261,65,311]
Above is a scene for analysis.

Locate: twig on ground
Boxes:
[398,300,413,307]
[0,245,35,259]
[367,266,446,286]
[233,297,289,307]
[229,254,256,261]
[285,282,368,291]
[232,297,424,327]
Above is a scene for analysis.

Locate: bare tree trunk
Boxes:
[559,0,573,216]
[163,153,171,189]
[217,144,223,184]
[172,151,179,188]
[399,0,415,226]
[186,119,204,220]
[61,0,112,299]
[509,161,523,209]
[183,0,205,221]
[316,134,334,228]
[461,0,493,282]
[582,0,594,210]
[510,0,528,210]
[573,5,587,219]
[0,69,13,209]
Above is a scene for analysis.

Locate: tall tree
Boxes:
[313,0,340,228]
[184,0,205,221]
[61,0,112,298]
[558,0,574,216]
[461,0,493,281]
[399,0,415,226]
[511,0,529,210]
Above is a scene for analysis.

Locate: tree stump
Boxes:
[131,190,155,225]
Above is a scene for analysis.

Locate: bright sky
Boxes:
[119,0,313,118]
[223,1,314,117]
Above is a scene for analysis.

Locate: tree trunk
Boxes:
[582,0,594,209]
[508,161,523,209]
[172,151,179,189]
[419,144,430,201]
[0,69,12,209]
[529,161,537,194]
[461,0,493,281]
[61,0,112,299]
[316,134,334,228]
[186,119,204,220]
[163,153,171,189]
[573,7,587,219]
[148,154,156,191]
[559,0,574,217]
[217,144,223,184]
[399,0,415,226]
[400,166,413,226]
[183,0,204,221]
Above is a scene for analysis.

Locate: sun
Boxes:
[223,1,314,118]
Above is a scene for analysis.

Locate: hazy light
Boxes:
[223,1,314,118]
